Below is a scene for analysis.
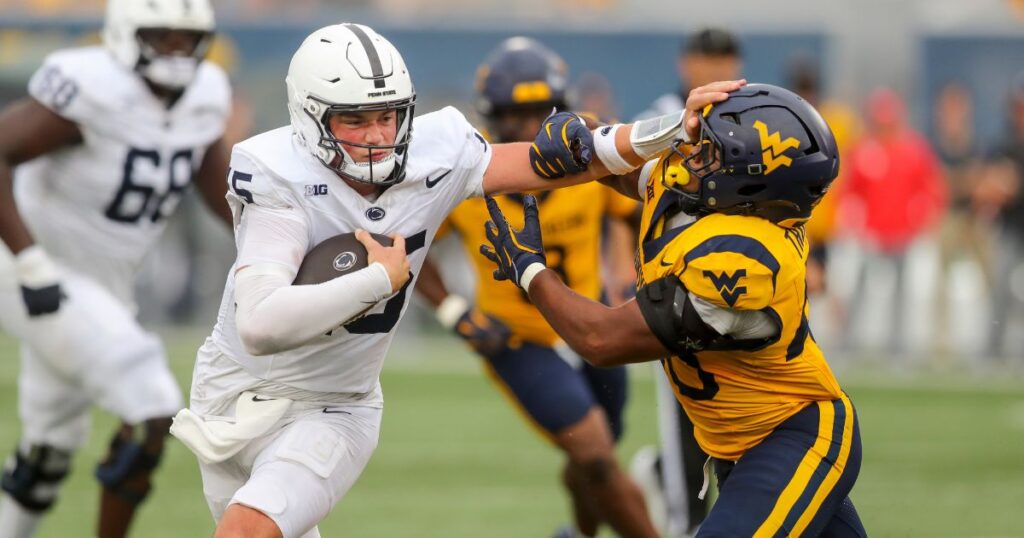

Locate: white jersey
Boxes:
[14,46,231,307]
[209,106,491,394]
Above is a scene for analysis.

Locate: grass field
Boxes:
[1,328,1023,537]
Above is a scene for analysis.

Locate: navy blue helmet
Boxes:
[475,37,569,118]
[669,83,839,227]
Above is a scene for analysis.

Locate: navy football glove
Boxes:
[481,195,547,291]
[530,111,593,179]
[453,307,513,358]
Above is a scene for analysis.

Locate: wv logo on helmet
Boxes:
[753,121,801,175]
[703,269,747,307]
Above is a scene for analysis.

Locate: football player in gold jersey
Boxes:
[482,84,866,537]
[415,38,657,538]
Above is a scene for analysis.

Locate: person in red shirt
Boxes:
[839,88,948,354]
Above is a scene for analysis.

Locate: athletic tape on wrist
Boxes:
[436,294,470,330]
[520,263,547,292]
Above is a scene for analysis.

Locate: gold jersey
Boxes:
[637,155,844,461]
[442,183,637,346]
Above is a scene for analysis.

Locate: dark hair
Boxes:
[683,27,741,57]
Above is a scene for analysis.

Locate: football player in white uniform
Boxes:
[0,1,232,537]
[172,22,743,538]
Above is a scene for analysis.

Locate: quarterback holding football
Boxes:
[170,22,744,538]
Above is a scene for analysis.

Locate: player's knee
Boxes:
[215,504,284,538]
[94,418,172,506]
[1,444,73,512]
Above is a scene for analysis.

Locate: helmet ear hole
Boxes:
[730,147,741,157]
[808,184,828,197]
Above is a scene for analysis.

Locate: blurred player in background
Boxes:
[634,27,742,121]
[483,83,866,537]
[981,73,1024,359]
[632,26,743,538]
[929,81,988,356]
[170,23,724,538]
[0,0,232,536]
[839,88,946,356]
[414,37,656,538]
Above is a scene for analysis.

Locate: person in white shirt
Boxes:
[0,1,232,537]
[173,22,745,538]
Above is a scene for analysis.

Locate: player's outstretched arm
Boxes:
[414,256,512,358]
[480,195,668,366]
[481,79,746,196]
[193,136,233,227]
[0,98,83,316]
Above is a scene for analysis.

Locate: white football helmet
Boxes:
[286,23,416,186]
[102,0,215,89]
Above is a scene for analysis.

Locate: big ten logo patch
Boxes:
[305,184,328,197]
[703,269,747,306]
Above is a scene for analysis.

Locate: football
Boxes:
[292,232,393,285]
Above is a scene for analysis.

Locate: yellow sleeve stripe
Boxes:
[753,396,855,537]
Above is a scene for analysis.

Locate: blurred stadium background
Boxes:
[1,0,1024,536]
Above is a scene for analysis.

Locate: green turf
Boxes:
[1,329,1023,537]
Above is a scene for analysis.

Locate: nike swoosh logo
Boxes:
[322,408,352,415]
[251,395,274,402]
[659,259,674,267]
[425,170,452,188]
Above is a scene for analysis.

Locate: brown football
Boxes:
[292,232,393,285]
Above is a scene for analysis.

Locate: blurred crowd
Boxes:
[797,60,1024,365]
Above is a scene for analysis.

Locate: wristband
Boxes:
[436,294,470,330]
[592,124,635,175]
[520,263,547,292]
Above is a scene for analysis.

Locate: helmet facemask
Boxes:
[135,28,212,90]
[304,94,416,186]
[663,115,724,216]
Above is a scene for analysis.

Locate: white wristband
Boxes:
[14,245,59,287]
[519,262,547,292]
[592,124,636,176]
[436,294,470,330]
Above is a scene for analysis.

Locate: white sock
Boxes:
[0,494,44,538]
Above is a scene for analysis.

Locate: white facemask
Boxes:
[335,147,398,184]
[140,55,200,89]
